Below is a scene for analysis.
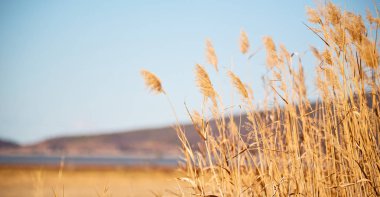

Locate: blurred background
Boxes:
[0,0,376,196]
[0,0,374,145]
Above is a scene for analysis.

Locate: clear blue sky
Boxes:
[0,0,375,144]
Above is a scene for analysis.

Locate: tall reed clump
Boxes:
[142,2,379,196]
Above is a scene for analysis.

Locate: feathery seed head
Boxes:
[344,12,365,43]
[280,44,291,65]
[228,71,249,99]
[329,26,345,50]
[195,64,217,100]
[324,67,339,86]
[140,69,164,94]
[326,2,341,25]
[306,7,321,24]
[192,111,203,128]
[206,39,218,72]
[228,118,238,135]
[359,37,379,69]
[310,46,321,60]
[263,36,276,52]
[263,36,279,68]
[322,49,332,65]
[240,30,250,54]
[191,110,207,140]
[245,84,254,100]
[366,9,380,25]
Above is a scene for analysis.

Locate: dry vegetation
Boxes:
[142,2,380,196]
[0,166,185,197]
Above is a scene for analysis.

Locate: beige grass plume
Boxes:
[366,9,380,25]
[280,44,291,65]
[326,2,341,25]
[191,110,207,140]
[206,39,218,72]
[140,69,164,94]
[306,7,321,24]
[344,11,365,43]
[240,30,250,54]
[228,71,249,99]
[359,37,379,69]
[195,64,217,101]
[310,46,321,60]
[263,36,279,68]
[322,49,332,65]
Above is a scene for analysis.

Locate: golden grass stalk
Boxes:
[366,9,380,25]
[306,6,321,24]
[140,69,164,94]
[325,2,341,25]
[227,71,249,99]
[240,30,250,54]
[344,11,365,43]
[190,110,207,140]
[322,49,333,65]
[206,39,218,72]
[195,64,217,101]
[144,2,380,196]
[359,37,379,68]
[279,44,291,64]
[310,46,321,60]
[263,36,279,68]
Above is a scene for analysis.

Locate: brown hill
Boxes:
[0,113,251,156]
[0,139,19,149]
[0,124,203,156]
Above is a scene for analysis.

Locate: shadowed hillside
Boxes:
[0,112,252,156]
[0,139,19,149]
[0,124,202,156]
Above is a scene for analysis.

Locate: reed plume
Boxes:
[195,64,217,102]
[190,110,207,140]
[240,30,250,54]
[228,71,249,99]
[366,9,380,25]
[310,46,321,60]
[344,11,365,43]
[206,39,218,72]
[140,69,164,94]
[359,37,379,69]
[322,49,333,65]
[326,2,341,25]
[306,6,321,24]
[263,36,279,68]
[280,44,291,65]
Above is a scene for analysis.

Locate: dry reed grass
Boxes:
[195,64,217,105]
[228,71,249,100]
[0,167,184,197]
[142,2,380,196]
[140,69,165,94]
[240,30,250,54]
[206,39,219,72]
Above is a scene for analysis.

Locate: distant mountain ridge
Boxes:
[0,139,19,149]
[0,113,250,156]
[0,123,204,156]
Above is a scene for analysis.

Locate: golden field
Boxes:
[0,166,185,197]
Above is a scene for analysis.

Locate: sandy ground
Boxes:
[0,166,187,197]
